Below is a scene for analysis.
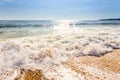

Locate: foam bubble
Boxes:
[0,27,120,79]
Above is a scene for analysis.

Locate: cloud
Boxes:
[0,0,24,7]
[0,0,14,3]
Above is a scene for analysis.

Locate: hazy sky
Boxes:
[0,0,120,20]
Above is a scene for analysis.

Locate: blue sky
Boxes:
[0,0,120,20]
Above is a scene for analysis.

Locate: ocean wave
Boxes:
[0,27,120,79]
[1,20,120,28]
[0,24,52,28]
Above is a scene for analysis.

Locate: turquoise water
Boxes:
[0,20,120,40]
[0,20,120,79]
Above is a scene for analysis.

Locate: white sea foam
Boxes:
[0,26,120,79]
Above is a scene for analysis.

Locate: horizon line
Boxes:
[0,17,120,21]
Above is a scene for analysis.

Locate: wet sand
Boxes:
[2,49,120,80]
[0,27,120,80]
[66,49,120,80]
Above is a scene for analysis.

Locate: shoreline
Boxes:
[3,49,120,80]
[65,49,120,80]
[0,27,120,80]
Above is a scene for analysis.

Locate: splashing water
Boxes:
[0,20,120,79]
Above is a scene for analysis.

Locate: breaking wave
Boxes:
[0,25,120,79]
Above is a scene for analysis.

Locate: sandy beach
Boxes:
[66,49,120,80]
[4,49,120,80]
[0,21,120,80]
[0,31,120,80]
[1,0,120,79]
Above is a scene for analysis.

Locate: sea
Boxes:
[0,20,120,79]
[0,20,120,40]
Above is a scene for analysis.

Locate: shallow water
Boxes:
[0,20,120,40]
[0,20,120,80]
